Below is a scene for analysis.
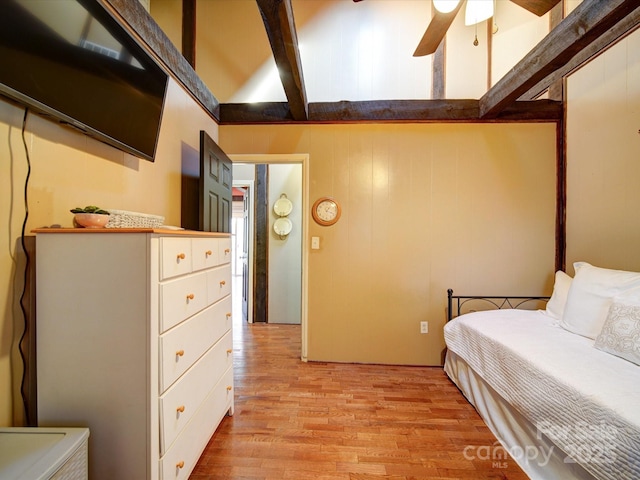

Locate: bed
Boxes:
[443,262,640,480]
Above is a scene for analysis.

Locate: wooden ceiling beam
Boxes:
[219,99,562,124]
[521,6,640,101]
[255,0,308,121]
[103,0,220,121]
[182,0,196,68]
[480,0,640,119]
[431,0,446,100]
[546,2,565,102]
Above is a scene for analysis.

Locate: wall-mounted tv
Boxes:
[0,0,168,162]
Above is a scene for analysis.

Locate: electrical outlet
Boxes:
[420,321,428,334]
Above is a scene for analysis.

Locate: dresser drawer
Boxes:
[218,238,232,265]
[191,237,220,272]
[206,265,232,305]
[160,238,192,280]
[160,272,208,333]
[159,332,233,454]
[159,296,232,392]
[159,366,233,480]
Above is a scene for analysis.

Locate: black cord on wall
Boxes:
[18,108,32,425]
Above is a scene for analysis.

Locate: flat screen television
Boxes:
[0,0,168,161]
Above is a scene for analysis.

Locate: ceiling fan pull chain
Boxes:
[492,0,499,33]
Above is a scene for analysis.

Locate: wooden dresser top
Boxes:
[32,228,229,237]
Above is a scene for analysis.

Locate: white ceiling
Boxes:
[175,0,552,105]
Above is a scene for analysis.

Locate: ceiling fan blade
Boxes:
[413,0,465,57]
[509,0,561,16]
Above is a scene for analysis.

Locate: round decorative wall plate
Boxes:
[273,217,293,237]
[273,195,293,217]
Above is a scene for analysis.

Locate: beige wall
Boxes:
[0,78,219,426]
[150,0,183,51]
[566,28,640,272]
[220,122,557,365]
[490,2,550,88]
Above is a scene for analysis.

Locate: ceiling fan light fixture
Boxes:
[433,0,460,14]
[464,0,493,26]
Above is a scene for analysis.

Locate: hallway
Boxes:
[189,314,527,479]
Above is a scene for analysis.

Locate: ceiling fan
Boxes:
[353,0,561,57]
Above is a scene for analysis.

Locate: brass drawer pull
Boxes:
[226,312,232,319]
[205,250,212,256]
[177,253,186,260]
[176,350,184,357]
[226,349,232,354]
[220,280,226,286]
[186,293,195,300]
[176,460,184,469]
[226,386,232,392]
[224,248,230,254]
[177,405,185,413]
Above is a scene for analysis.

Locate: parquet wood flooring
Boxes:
[190,318,529,480]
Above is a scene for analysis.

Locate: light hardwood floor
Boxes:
[190,317,529,479]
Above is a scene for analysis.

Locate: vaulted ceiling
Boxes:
[225,0,639,124]
[111,0,640,125]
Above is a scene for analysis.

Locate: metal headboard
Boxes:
[447,288,550,322]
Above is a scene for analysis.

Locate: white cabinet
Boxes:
[0,427,89,480]
[35,230,233,480]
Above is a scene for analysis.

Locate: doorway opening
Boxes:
[231,184,252,326]
[230,154,309,361]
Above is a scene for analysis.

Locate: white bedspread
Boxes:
[444,309,640,480]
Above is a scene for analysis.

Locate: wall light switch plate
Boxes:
[420,321,428,334]
[311,236,320,249]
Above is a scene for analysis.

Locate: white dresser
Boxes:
[35,229,233,480]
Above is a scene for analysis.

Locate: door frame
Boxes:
[231,179,254,325]
[230,153,309,362]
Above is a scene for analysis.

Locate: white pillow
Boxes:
[594,301,640,366]
[560,262,640,339]
[545,270,572,320]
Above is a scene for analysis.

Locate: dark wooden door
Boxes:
[200,131,232,232]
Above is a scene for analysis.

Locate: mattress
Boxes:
[445,350,595,480]
[444,309,640,480]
